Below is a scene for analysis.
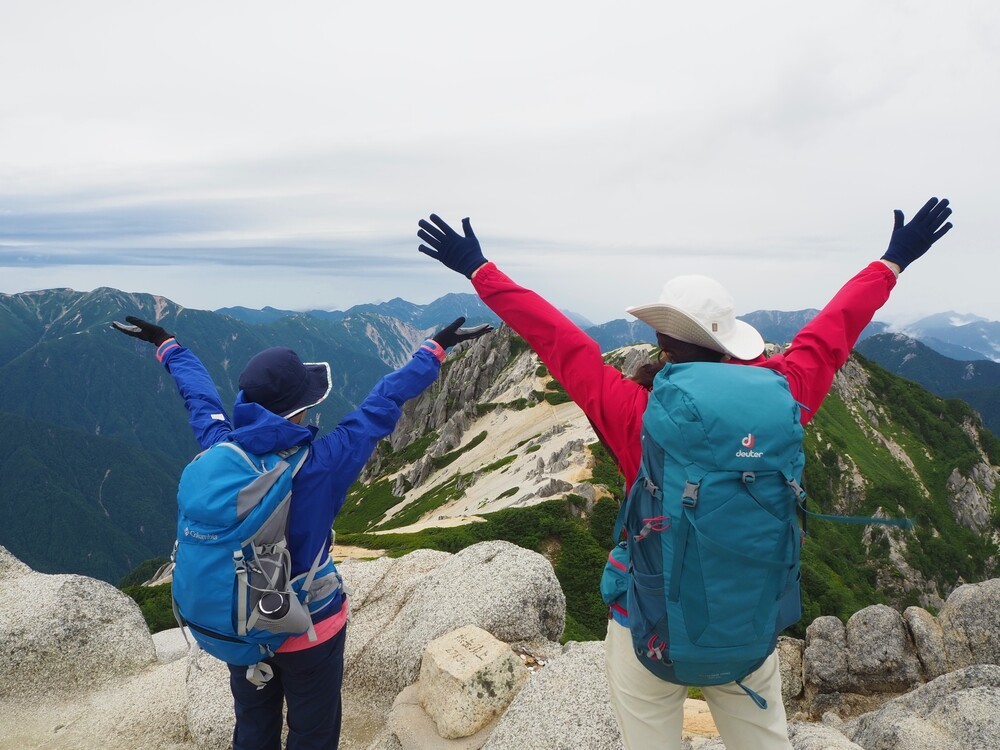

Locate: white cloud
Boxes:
[1,0,998,323]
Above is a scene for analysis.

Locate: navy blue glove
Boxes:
[432,316,493,350]
[418,214,488,278]
[881,197,953,271]
[111,315,173,346]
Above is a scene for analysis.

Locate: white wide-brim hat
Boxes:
[626,274,765,361]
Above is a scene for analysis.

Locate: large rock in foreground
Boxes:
[0,545,156,700]
[845,665,1000,750]
[342,540,565,698]
[481,641,625,750]
[939,579,1000,671]
[418,625,530,739]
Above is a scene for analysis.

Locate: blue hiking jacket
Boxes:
[159,340,441,619]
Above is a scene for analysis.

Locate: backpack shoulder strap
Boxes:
[278,444,310,472]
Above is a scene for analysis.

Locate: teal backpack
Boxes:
[609,361,912,706]
[612,361,807,705]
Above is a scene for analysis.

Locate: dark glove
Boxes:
[431,316,494,350]
[418,214,488,278]
[111,315,173,346]
[881,197,953,271]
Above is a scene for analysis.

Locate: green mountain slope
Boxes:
[798,359,999,627]
[0,289,393,463]
[0,412,182,582]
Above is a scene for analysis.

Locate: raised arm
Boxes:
[112,316,232,448]
[310,318,492,495]
[762,197,953,422]
[418,214,649,483]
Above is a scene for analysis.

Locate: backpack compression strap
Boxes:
[786,476,914,529]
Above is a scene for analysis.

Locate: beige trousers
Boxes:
[604,619,792,750]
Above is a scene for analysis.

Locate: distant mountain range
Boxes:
[218,294,501,329]
[218,294,594,335]
[221,295,1000,364]
[894,312,1000,362]
[856,334,1000,435]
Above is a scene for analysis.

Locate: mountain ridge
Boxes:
[856,333,1000,435]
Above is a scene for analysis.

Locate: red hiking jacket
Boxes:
[471,261,897,494]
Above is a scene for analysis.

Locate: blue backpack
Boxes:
[611,362,807,705]
[171,442,342,673]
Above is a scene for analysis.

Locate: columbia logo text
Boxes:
[184,527,218,541]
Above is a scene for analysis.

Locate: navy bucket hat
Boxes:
[238,347,332,418]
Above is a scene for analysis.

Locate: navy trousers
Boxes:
[228,626,346,750]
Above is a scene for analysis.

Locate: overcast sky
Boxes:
[1,1,997,326]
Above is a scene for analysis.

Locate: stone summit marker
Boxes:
[418,624,531,740]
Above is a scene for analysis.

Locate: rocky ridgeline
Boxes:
[369,326,521,468]
[2,542,999,750]
[358,326,605,527]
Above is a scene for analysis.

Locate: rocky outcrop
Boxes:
[946,462,997,532]
[938,578,1000,669]
[186,650,234,750]
[342,541,565,697]
[376,328,519,461]
[0,545,192,749]
[356,326,601,530]
[903,606,949,680]
[777,636,805,708]
[862,525,946,610]
[0,545,157,701]
[794,579,1000,721]
[480,641,625,750]
[845,605,922,693]
[844,665,1000,750]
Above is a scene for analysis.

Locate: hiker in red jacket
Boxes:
[417,198,953,750]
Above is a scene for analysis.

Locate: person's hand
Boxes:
[418,214,488,278]
[431,317,493,350]
[881,197,953,272]
[111,315,173,346]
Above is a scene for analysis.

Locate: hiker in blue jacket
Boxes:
[113,315,491,750]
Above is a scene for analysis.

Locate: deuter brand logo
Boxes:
[184,527,218,541]
[735,433,764,458]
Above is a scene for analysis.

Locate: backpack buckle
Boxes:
[634,522,653,542]
[787,478,807,501]
[643,476,661,498]
[681,482,699,508]
[742,471,756,484]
